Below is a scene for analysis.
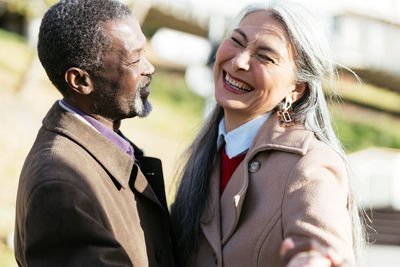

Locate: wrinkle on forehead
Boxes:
[100,16,145,59]
[239,10,295,60]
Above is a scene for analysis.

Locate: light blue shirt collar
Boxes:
[217,112,272,159]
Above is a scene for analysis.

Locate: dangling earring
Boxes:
[277,95,295,127]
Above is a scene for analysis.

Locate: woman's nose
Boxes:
[232,51,250,71]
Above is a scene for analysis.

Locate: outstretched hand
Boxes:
[280,238,343,267]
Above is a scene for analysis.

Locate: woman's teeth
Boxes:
[224,73,253,92]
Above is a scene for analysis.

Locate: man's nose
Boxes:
[143,56,155,75]
[232,51,250,71]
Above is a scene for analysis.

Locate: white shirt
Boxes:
[217,112,272,159]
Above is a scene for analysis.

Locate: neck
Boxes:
[64,98,121,132]
[223,110,257,133]
[91,115,121,132]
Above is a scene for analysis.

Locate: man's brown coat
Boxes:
[14,102,175,267]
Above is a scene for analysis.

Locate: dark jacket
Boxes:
[14,102,175,267]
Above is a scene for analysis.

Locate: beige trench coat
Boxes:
[186,113,355,267]
[14,102,175,267]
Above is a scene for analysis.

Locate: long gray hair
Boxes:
[171,0,363,262]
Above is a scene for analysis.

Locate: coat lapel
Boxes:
[219,113,314,245]
[42,102,165,210]
[220,154,250,245]
[137,156,169,210]
[132,166,165,210]
[200,155,223,260]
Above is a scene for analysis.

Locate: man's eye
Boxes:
[231,37,244,47]
[126,59,140,67]
[129,51,145,65]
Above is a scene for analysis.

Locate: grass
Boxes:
[333,112,400,153]
[141,69,206,143]
[338,77,400,115]
[122,69,205,147]
[331,77,400,153]
[151,70,205,119]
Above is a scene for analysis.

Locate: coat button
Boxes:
[249,160,261,173]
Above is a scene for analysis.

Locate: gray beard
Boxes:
[91,78,152,120]
[134,84,152,118]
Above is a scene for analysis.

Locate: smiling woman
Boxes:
[171,1,362,267]
[214,10,305,132]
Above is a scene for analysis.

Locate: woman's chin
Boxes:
[216,98,248,111]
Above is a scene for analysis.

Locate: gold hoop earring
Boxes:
[277,95,295,127]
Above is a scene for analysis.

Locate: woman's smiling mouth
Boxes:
[223,71,254,94]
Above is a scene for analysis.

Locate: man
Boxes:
[14,0,174,266]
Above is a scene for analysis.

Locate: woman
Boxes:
[171,1,361,266]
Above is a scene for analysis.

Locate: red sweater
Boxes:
[220,147,246,195]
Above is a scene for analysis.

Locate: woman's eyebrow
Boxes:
[234,28,281,58]
[233,28,248,42]
[258,45,281,58]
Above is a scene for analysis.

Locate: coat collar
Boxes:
[203,112,315,247]
[248,112,313,159]
[42,102,164,209]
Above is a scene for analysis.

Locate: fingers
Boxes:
[280,238,295,258]
[280,238,321,264]
[280,238,344,267]
[286,251,332,267]
[326,248,343,266]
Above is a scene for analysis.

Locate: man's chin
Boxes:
[136,101,152,118]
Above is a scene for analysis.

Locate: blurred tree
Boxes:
[0,0,56,36]
[1,0,56,19]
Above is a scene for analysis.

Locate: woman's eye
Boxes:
[231,37,244,47]
[258,54,274,63]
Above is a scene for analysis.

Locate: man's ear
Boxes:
[65,67,93,95]
[290,82,306,103]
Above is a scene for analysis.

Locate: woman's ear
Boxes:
[65,67,93,95]
[290,82,306,103]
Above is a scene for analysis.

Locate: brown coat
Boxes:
[14,102,175,267]
[187,113,355,267]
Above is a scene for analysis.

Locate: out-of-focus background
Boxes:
[0,0,399,266]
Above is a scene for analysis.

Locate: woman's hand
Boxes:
[280,238,343,267]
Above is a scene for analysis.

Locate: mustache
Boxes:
[139,75,152,89]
